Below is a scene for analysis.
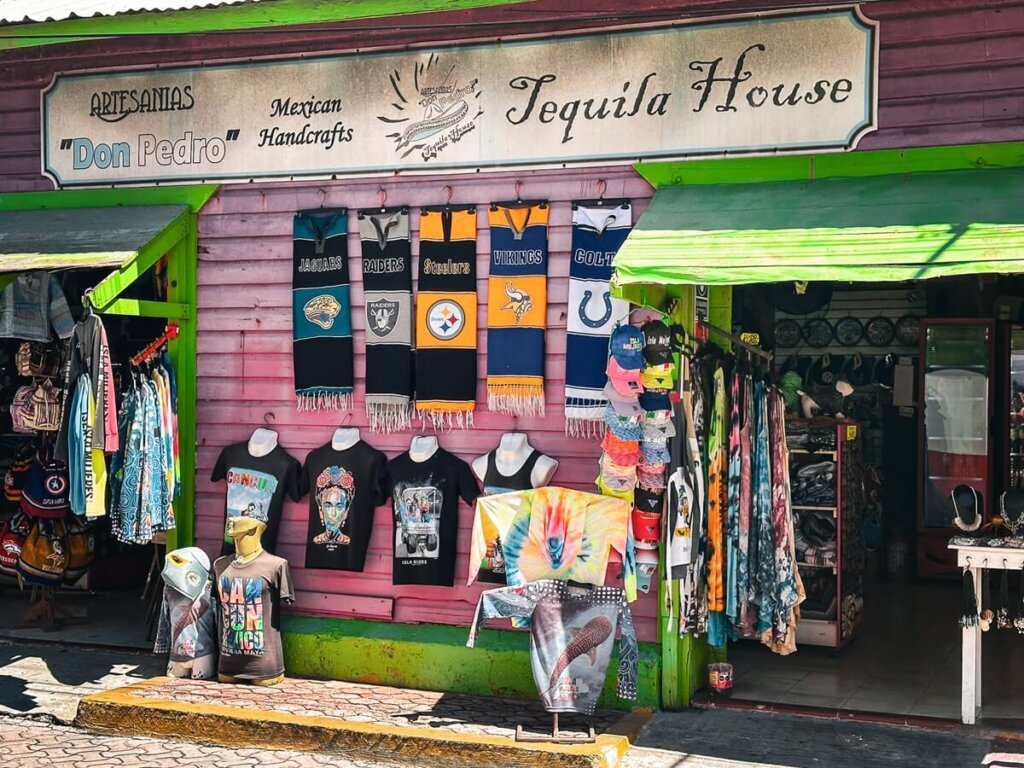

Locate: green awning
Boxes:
[614,168,1024,286]
[0,205,189,273]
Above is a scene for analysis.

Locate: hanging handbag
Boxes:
[15,342,59,378]
[0,511,31,577]
[63,516,95,584]
[17,518,69,586]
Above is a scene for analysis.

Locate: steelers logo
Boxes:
[427,300,464,341]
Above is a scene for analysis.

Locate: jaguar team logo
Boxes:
[304,295,342,330]
[367,299,399,337]
[427,300,464,340]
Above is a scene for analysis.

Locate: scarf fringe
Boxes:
[487,385,545,417]
[418,409,475,432]
[367,402,412,434]
[296,391,352,412]
[565,417,605,439]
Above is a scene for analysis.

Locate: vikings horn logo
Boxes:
[304,295,342,330]
[501,282,533,325]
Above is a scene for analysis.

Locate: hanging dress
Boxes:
[736,374,755,636]
[706,365,728,647]
[724,370,742,634]
[751,380,774,636]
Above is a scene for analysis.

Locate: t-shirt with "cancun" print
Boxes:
[213,551,294,680]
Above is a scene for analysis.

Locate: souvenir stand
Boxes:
[0,187,211,635]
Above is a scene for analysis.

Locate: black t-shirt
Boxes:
[211,442,302,557]
[387,447,480,586]
[300,439,389,572]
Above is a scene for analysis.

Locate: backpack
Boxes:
[17,519,68,586]
[0,512,31,577]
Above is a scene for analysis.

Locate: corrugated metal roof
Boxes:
[0,205,188,271]
[0,0,259,24]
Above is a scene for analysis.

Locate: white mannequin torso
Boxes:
[409,435,439,463]
[332,427,361,451]
[248,428,279,457]
[472,432,558,490]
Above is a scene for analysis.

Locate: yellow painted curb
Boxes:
[77,679,651,768]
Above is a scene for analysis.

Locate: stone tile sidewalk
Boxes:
[129,676,620,739]
[0,715,396,767]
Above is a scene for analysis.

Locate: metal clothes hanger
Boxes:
[491,179,548,210]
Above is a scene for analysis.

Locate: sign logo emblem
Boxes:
[427,300,464,340]
[304,295,342,330]
[367,299,400,337]
[501,281,533,325]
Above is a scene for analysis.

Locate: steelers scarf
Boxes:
[293,210,353,411]
[360,209,413,433]
[415,207,478,428]
[486,203,548,417]
[564,203,632,437]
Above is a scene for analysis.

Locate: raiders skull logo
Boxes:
[367,299,400,337]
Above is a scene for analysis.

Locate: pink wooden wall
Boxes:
[193,166,662,641]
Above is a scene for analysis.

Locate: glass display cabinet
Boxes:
[918,319,994,579]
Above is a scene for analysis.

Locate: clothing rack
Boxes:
[698,320,773,362]
[131,324,179,366]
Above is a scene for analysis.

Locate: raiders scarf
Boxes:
[416,206,478,428]
[564,203,632,437]
[486,203,548,417]
[293,210,353,411]
[360,208,413,432]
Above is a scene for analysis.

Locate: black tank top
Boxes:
[483,449,542,495]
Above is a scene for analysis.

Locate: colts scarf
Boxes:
[360,208,413,433]
[416,206,478,428]
[486,203,548,417]
[564,203,632,437]
[293,210,353,411]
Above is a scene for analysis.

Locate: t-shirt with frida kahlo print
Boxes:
[213,551,294,680]
[211,442,302,557]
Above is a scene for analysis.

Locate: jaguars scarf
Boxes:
[293,210,353,411]
[564,203,632,437]
[486,203,548,417]
[359,209,413,432]
[416,206,478,428]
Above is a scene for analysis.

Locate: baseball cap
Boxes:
[642,409,673,425]
[596,474,635,502]
[606,357,644,396]
[609,325,646,370]
[641,442,672,465]
[634,486,665,514]
[642,419,676,440]
[641,363,675,390]
[632,508,662,549]
[638,390,672,413]
[603,382,643,417]
[668,323,688,353]
[603,404,643,441]
[635,549,660,594]
[642,320,673,365]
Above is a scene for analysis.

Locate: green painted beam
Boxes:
[282,615,661,711]
[0,275,15,292]
[0,186,218,214]
[100,298,190,320]
[634,142,1024,189]
[0,0,532,50]
[87,210,190,310]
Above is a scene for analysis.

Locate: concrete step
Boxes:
[77,677,650,768]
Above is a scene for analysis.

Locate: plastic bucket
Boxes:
[708,662,734,696]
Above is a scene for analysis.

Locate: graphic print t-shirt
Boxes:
[300,440,390,571]
[213,552,294,680]
[211,443,302,556]
[387,448,480,586]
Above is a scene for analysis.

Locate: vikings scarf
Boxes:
[360,209,413,432]
[486,203,548,417]
[564,203,632,437]
[293,210,353,411]
[416,207,478,428]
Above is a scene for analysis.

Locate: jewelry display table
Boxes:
[948,542,1024,724]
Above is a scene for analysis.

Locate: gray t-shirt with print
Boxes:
[213,552,294,680]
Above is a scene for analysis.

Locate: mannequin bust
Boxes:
[216,517,291,687]
[472,432,558,493]
[248,428,279,458]
[409,435,439,462]
[332,427,361,451]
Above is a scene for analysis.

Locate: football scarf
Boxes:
[486,203,549,417]
[360,209,413,433]
[564,203,632,437]
[292,210,353,411]
[416,207,478,428]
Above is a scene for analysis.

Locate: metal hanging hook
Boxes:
[378,187,387,211]
[514,179,524,203]
[443,185,454,205]
[596,178,607,202]
[263,411,276,427]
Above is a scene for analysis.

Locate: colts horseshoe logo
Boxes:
[579,290,613,329]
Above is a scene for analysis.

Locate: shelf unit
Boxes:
[787,418,865,649]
